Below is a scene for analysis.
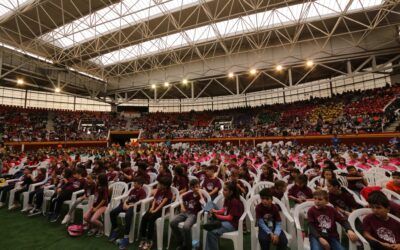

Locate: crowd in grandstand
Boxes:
[0,139,399,249]
[1,84,399,142]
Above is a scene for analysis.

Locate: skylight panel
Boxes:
[0,0,32,19]
[92,0,383,67]
[41,0,200,48]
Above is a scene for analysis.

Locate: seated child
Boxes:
[256,188,288,250]
[288,174,313,205]
[386,171,400,195]
[346,166,368,194]
[327,179,361,217]
[204,182,244,250]
[307,190,358,250]
[84,173,109,237]
[170,179,205,250]
[109,177,147,249]
[201,165,222,200]
[139,176,173,250]
[363,190,400,250]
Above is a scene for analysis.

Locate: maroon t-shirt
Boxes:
[288,184,313,202]
[156,171,172,182]
[328,189,360,212]
[106,171,118,182]
[93,186,109,207]
[63,177,77,191]
[223,198,244,229]
[154,188,173,207]
[71,178,86,191]
[193,170,206,182]
[347,173,364,191]
[363,213,400,244]
[120,168,134,183]
[127,187,146,204]
[202,177,222,192]
[182,191,202,214]
[34,173,46,183]
[173,175,189,192]
[255,203,281,227]
[307,205,346,239]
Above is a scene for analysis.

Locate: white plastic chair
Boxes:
[238,179,252,198]
[167,189,211,249]
[148,172,157,184]
[247,195,296,250]
[104,182,129,236]
[247,181,274,199]
[202,194,247,250]
[382,188,400,202]
[21,175,48,212]
[293,201,314,250]
[342,187,368,207]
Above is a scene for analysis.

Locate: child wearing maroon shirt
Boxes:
[139,176,173,250]
[119,162,134,183]
[134,161,150,185]
[172,165,189,195]
[11,167,43,209]
[363,190,400,250]
[256,188,288,250]
[48,168,83,222]
[109,177,147,249]
[62,171,95,224]
[288,174,313,205]
[106,163,119,182]
[346,166,368,194]
[307,190,358,250]
[170,179,205,250]
[205,182,244,250]
[202,165,222,200]
[84,173,109,237]
[259,164,275,182]
[327,179,361,217]
[266,180,287,200]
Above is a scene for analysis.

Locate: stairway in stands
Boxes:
[46,112,55,131]
[385,118,400,132]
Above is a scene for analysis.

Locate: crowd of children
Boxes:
[0,141,399,250]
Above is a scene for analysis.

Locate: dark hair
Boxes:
[174,165,184,176]
[295,174,308,185]
[75,167,85,176]
[158,176,172,188]
[189,179,200,188]
[323,160,337,170]
[63,168,73,178]
[97,173,108,188]
[137,161,147,171]
[39,168,47,175]
[133,176,145,185]
[328,178,341,187]
[367,190,390,208]
[346,165,356,171]
[224,181,240,200]
[392,171,400,177]
[120,161,130,169]
[274,180,287,188]
[259,188,273,200]
[291,168,301,174]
